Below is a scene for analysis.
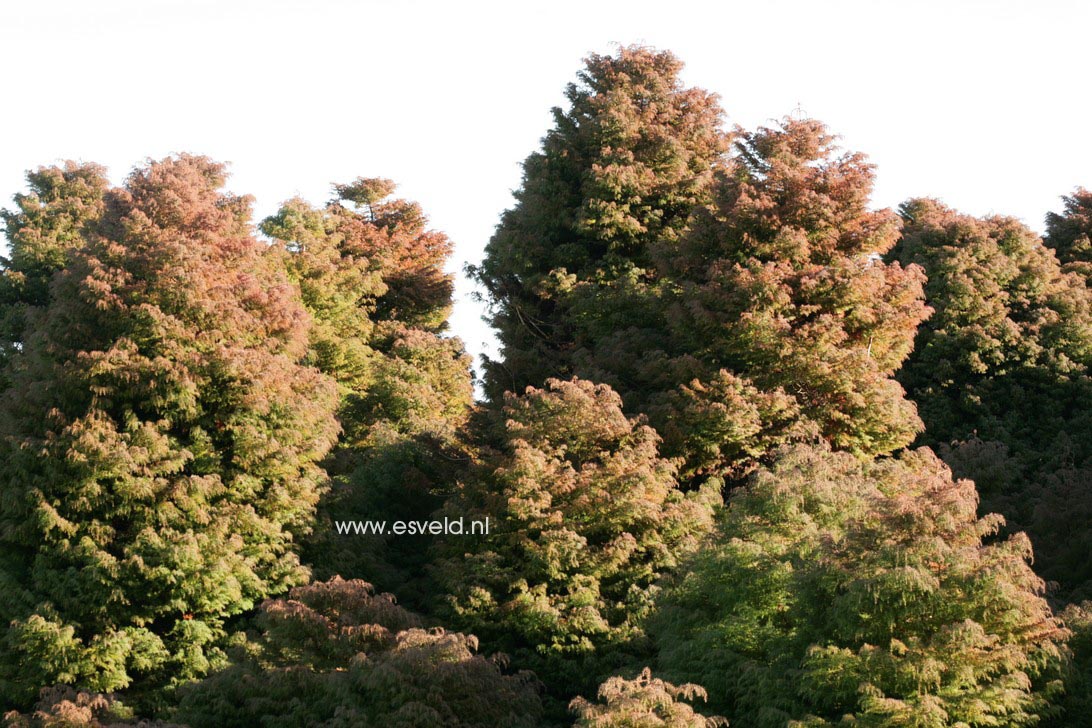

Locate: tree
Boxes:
[0,162,108,388]
[473,45,729,402]
[892,198,1092,467]
[891,199,1092,600]
[1045,188,1092,282]
[570,117,928,478]
[0,155,340,707]
[658,118,927,461]
[173,577,544,727]
[570,668,726,727]
[259,177,466,450]
[260,180,473,605]
[433,379,720,698]
[654,443,1067,727]
[479,48,927,480]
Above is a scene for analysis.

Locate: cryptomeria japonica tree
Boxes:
[0,155,340,706]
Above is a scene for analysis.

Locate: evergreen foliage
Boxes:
[1045,188,1092,282]
[433,378,720,695]
[172,577,544,727]
[0,155,340,706]
[0,162,108,388]
[2,41,1091,728]
[473,45,729,402]
[571,668,727,727]
[639,118,928,468]
[260,180,473,604]
[479,50,929,481]
[654,443,1067,727]
[891,198,1092,599]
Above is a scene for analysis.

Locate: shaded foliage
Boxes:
[173,577,544,727]
[891,198,1092,600]
[481,70,929,483]
[1044,602,1092,727]
[3,685,182,727]
[632,118,928,471]
[0,162,108,388]
[1045,188,1092,282]
[261,181,473,605]
[473,45,729,402]
[566,117,928,479]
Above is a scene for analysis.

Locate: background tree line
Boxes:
[2,45,1091,727]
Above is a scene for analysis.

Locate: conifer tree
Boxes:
[892,198,1092,466]
[478,46,927,482]
[891,199,1092,599]
[173,577,544,727]
[651,118,927,464]
[1045,188,1092,282]
[260,180,473,603]
[0,155,340,706]
[433,378,720,698]
[572,118,928,477]
[473,45,729,401]
[654,443,1068,727]
[0,162,108,387]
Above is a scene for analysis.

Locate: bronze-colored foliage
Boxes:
[433,378,720,698]
[571,668,727,727]
[0,155,340,706]
[173,577,544,727]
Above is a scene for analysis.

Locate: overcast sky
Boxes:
[3,0,1090,378]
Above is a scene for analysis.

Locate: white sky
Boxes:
[3,0,1091,380]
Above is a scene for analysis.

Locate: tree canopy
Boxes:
[655,443,1067,727]
[3,41,1092,728]
[0,155,340,705]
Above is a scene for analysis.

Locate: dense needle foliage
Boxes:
[473,45,729,403]
[654,443,1068,727]
[172,577,544,727]
[0,156,340,705]
[2,42,1091,728]
[891,198,1092,601]
[433,378,719,698]
[259,181,473,604]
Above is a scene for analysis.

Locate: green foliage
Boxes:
[654,443,1067,727]
[434,378,720,695]
[567,117,929,479]
[1044,603,1092,727]
[261,180,474,603]
[0,155,341,707]
[173,577,544,727]
[473,45,729,401]
[893,198,1092,465]
[2,685,183,727]
[5,43,1092,726]
[0,162,108,387]
[570,668,727,727]
[481,74,928,480]
[646,118,928,465]
[1045,188,1092,281]
[892,198,1092,599]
